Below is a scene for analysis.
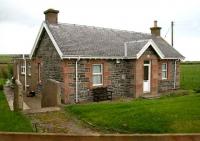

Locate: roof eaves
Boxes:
[30,22,45,59]
[62,55,136,60]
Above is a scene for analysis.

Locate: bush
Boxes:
[7,64,13,79]
[0,84,3,90]
[194,87,200,93]
[1,68,8,79]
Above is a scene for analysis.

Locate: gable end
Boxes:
[30,22,63,59]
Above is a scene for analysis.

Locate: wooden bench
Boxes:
[91,87,112,102]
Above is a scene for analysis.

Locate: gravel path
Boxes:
[27,109,100,135]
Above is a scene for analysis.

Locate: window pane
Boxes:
[93,75,102,85]
[144,60,150,64]
[162,71,167,79]
[144,66,149,80]
[93,65,101,73]
[162,64,167,70]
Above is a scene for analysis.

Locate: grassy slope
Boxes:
[0,91,33,132]
[66,93,200,133]
[0,55,13,63]
[180,63,200,90]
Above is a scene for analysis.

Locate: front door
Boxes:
[143,61,151,93]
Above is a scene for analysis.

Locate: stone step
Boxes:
[141,94,161,99]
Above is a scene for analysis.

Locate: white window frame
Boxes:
[162,63,167,80]
[92,64,103,86]
[28,63,31,76]
[21,62,25,75]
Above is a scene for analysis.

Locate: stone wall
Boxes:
[31,31,64,96]
[13,59,32,94]
[158,60,179,92]
[135,46,159,97]
[62,59,135,103]
[108,60,135,98]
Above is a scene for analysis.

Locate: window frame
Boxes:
[21,62,25,75]
[92,64,103,86]
[161,63,167,80]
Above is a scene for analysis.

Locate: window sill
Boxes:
[93,84,103,87]
[161,78,168,81]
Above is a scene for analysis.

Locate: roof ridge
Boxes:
[52,22,150,35]
[126,39,150,44]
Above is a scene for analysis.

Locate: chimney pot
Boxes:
[154,20,157,27]
[44,9,59,24]
[150,20,161,36]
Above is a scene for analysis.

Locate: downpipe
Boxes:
[75,57,80,103]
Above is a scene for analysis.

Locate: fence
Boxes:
[0,132,200,141]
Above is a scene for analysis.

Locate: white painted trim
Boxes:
[43,23,63,59]
[75,57,80,103]
[174,60,178,89]
[30,22,44,58]
[143,61,151,93]
[124,42,127,57]
[136,39,165,59]
[30,22,63,59]
[62,56,135,59]
[92,64,103,86]
[24,55,27,93]
[161,63,168,80]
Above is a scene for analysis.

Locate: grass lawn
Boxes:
[0,91,33,132]
[66,92,200,133]
[180,63,200,90]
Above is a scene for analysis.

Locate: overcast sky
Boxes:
[0,0,200,61]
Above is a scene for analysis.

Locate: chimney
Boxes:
[44,9,59,24]
[150,20,161,36]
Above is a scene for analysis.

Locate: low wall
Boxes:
[0,132,200,141]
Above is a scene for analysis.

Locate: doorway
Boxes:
[143,61,151,93]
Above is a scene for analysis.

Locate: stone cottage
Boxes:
[14,9,184,103]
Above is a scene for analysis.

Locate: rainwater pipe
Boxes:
[124,42,127,57]
[23,54,27,93]
[75,57,80,103]
[173,59,178,89]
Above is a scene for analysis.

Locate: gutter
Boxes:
[75,57,80,103]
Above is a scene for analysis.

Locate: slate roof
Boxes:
[46,22,184,59]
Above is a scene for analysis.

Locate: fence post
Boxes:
[13,80,23,111]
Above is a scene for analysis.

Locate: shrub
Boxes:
[194,87,200,93]
[1,68,8,79]
[0,84,3,90]
[7,64,13,79]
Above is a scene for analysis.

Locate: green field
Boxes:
[0,91,33,132]
[0,55,13,63]
[180,63,200,90]
[66,92,200,133]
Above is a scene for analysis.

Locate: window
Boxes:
[28,63,31,76]
[21,62,25,75]
[162,63,167,80]
[92,64,103,86]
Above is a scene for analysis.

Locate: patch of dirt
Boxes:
[26,108,100,134]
